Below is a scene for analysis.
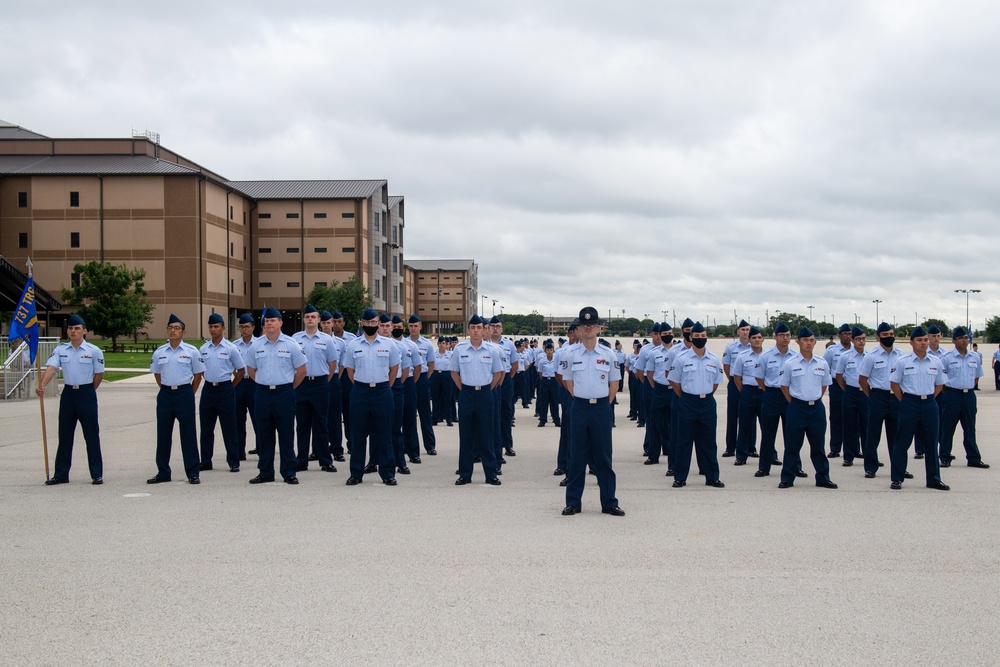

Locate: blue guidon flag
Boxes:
[8,276,39,363]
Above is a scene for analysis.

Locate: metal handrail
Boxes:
[2,337,61,400]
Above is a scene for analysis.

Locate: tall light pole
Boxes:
[492,299,497,317]
[437,285,442,334]
[872,299,882,325]
[481,294,487,316]
[807,305,814,322]
[954,289,981,333]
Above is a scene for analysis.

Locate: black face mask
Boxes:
[691,338,707,349]
[880,336,894,348]
[391,328,404,338]
[682,331,692,342]
[662,335,674,345]
[362,325,378,336]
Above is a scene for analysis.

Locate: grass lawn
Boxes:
[102,371,148,382]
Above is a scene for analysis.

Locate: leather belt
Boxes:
[904,393,931,400]
[262,383,292,391]
[945,387,970,394]
[683,392,710,399]
[792,397,818,406]
[463,384,488,391]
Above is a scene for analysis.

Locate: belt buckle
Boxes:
[71,385,80,390]
[170,385,178,390]
[588,398,597,404]
[963,389,969,393]
[269,385,277,390]
[369,383,377,388]
[921,395,928,400]
[699,394,706,399]
[808,400,815,406]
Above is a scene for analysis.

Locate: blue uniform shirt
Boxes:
[246,333,307,386]
[890,352,945,395]
[45,340,105,385]
[940,348,983,390]
[536,355,558,378]
[451,341,502,386]
[233,336,259,367]
[343,335,400,384]
[668,348,723,395]
[561,344,621,399]
[410,336,435,373]
[392,338,415,379]
[731,348,761,385]
[649,344,675,386]
[859,346,903,390]
[151,341,206,386]
[779,354,832,401]
[835,349,867,388]
[198,338,247,383]
[722,340,751,369]
[292,330,338,378]
[754,346,799,388]
[823,343,851,380]
[434,349,452,372]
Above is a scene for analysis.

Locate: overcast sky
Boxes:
[4,1,998,329]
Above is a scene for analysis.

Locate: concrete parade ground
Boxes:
[1,339,998,667]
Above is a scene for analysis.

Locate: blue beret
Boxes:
[633,339,640,346]
[839,323,851,333]
[379,313,392,324]
[952,326,967,338]
[168,313,184,327]
[661,322,672,332]
[910,326,927,339]
[567,321,578,332]
[262,307,281,320]
[408,314,421,323]
[361,307,378,320]
[391,314,404,324]
[927,324,941,334]
[651,322,662,333]
[303,304,318,314]
[642,339,649,345]
[558,337,566,344]
[739,319,750,328]
[797,326,814,338]
[208,313,224,325]
[691,321,706,333]
[876,322,892,334]
[774,322,790,334]
[748,326,761,336]
[599,339,611,348]
[320,310,334,322]
[67,314,85,327]
[851,326,865,338]
[331,310,344,319]
[544,341,554,349]
[682,318,695,329]
[490,315,501,324]
[239,313,255,325]
[469,315,483,326]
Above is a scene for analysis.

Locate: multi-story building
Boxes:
[0,120,431,338]
[404,259,478,334]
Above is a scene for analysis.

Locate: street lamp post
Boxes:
[481,294,487,317]
[872,299,882,325]
[954,289,981,333]
[492,299,497,317]
[807,305,814,322]
[437,285,442,334]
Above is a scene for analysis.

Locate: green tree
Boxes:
[61,262,154,351]
[306,276,373,329]
[984,316,1000,343]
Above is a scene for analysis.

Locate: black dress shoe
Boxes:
[588,469,596,475]
[602,506,625,516]
[486,477,502,486]
[842,460,853,467]
[734,459,746,466]
[553,468,566,475]
[91,477,103,485]
[363,463,378,474]
[249,475,274,484]
[553,422,561,427]
[295,463,308,472]
[890,481,902,490]
[474,456,481,463]
[500,457,507,465]
[345,477,361,485]
[672,480,686,488]
[664,469,674,477]
[45,477,69,486]
[427,450,437,456]
[239,454,247,461]
[827,452,840,458]
[455,477,471,485]
[721,451,735,458]
[537,422,546,427]
[864,471,876,478]
[383,478,398,486]
[308,453,318,461]
[397,466,411,475]
[705,479,725,488]
[505,448,516,457]
[969,461,990,468]
[816,480,838,489]
[321,464,337,473]
[795,470,808,478]
[248,449,258,455]
[940,460,951,467]
[283,476,298,484]
[914,454,924,460]
[147,476,170,484]
[778,481,792,488]
[904,472,914,479]
[559,478,568,487]
[927,481,950,490]
[773,459,782,466]
[748,451,760,458]
[878,462,885,467]
[495,469,503,476]
[562,505,581,516]
[754,471,769,477]
[637,422,645,428]
[199,463,213,471]
[410,457,422,464]
[644,458,659,465]
[333,455,346,462]
[188,477,200,484]
[229,466,240,473]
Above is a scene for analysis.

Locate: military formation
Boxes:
[36,307,992,512]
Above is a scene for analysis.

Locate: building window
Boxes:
[230,278,235,293]
[243,211,247,225]
[342,212,355,219]
[456,306,462,311]
[259,282,272,288]
[259,247,271,253]
[382,246,387,266]
[287,281,299,288]
[71,272,80,287]
[392,256,397,273]
[286,213,299,219]
[342,247,354,253]
[230,242,234,257]
[70,232,80,248]
[18,232,28,248]
[393,285,398,303]
[17,192,27,208]
[314,213,327,219]
[444,308,450,311]
[392,226,397,244]
[243,247,246,260]
[287,247,299,253]
[259,213,271,219]
[244,281,247,295]
[374,280,380,298]
[374,212,380,232]
[315,247,327,253]
[314,281,325,287]
[229,205,234,220]
[374,250,380,266]
[70,191,80,207]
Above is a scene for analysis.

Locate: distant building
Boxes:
[403,259,478,333]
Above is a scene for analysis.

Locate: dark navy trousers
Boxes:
[827,382,844,455]
[54,383,102,481]
[499,375,515,451]
[724,377,739,453]
[255,383,297,481]
[234,379,256,457]
[735,383,762,460]
[536,376,560,425]
[416,374,436,452]
[557,386,572,470]
[757,387,787,475]
[940,388,982,464]
[641,381,653,450]
[200,382,239,469]
[349,382,394,481]
[156,384,200,480]
[391,383,406,467]
[295,377,332,468]
[864,389,898,474]
[841,385,867,463]
[647,383,672,462]
[457,384,497,479]
[340,372,354,453]
[565,397,617,509]
[432,371,453,424]
[891,394,942,485]
[402,377,420,460]
[327,374,344,456]
[780,398,831,485]
[673,393,721,483]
